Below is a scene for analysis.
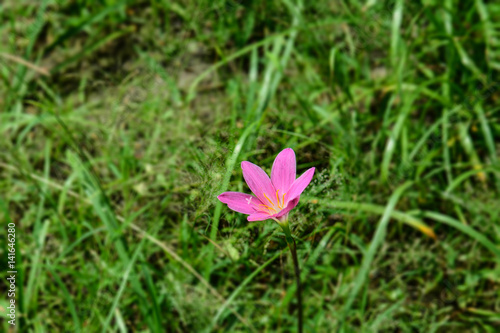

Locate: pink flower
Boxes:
[218,148,315,222]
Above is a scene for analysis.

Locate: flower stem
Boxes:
[279,221,303,333]
[287,236,303,333]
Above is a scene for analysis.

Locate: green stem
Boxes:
[280,221,303,333]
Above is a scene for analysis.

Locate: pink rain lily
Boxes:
[218,148,315,222]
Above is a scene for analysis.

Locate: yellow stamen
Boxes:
[276,190,281,208]
[282,192,286,206]
[259,205,274,214]
[263,192,274,206]
[259,204,274,211]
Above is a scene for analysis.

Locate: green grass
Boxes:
[1,0,500,332]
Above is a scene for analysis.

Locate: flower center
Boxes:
[259,190,286,214]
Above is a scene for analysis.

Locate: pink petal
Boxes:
[276,197,299,217]
[271,148,296,192]
[247,212,272,222]
[217,192,263,214]
[285,167,315,203]
[241,161,277,206]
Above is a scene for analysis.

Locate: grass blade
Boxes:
[305,196,436,239]
[338,181,413,330]
[421,211,500,260]
[101,239,145,333]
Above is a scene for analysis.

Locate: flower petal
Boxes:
[271,148,296,192]
[241,161,277,206]
[285,167,315,203]
[247,212,272,222]
[217,192,263,214]
[276,197,299,217]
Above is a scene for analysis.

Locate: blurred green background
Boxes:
[1,0,499,332]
